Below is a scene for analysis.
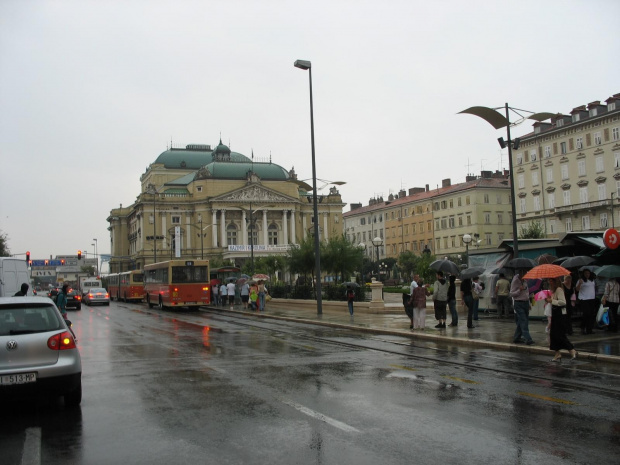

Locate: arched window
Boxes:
[227,223,237,245]
[268,223,278,245]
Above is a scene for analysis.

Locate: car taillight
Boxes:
[76,296,81,301]
[47,331,77,350]
[105,293,109,298]
[88,294,93,298]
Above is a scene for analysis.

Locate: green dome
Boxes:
[204,161,289,180]
[154,146,251,169]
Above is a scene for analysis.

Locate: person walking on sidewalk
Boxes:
[602,277,620,332]
[460,277,475,329]
[226,281,236,309]
[472,276,484,321]
[433,271,449,329]
[240,281,250,309]
[576,269,597,335]
[495,273,511,318]
[257,280,267,312]
[447,275,458,326]
[409,278,430,330]
[220,283,228,307]
[346,286,355,316]
[212,282,220,306]
[547,278,577,362]
[510,271,535,345]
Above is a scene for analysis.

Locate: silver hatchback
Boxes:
[0,296,82,407]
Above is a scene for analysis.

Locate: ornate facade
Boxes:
[107,141,345,272]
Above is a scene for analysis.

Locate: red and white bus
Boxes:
[107,270,145,302]
[144,259,210,309]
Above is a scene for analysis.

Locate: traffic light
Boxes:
[61,259,66,266]
[77,250,82,260]
[26,251,30,263]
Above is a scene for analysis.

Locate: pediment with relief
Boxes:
[576,180,589,187]
[593,148,604,155]
[561,183,571,190]
[576,152,586,159]
[213,184,298,204]
[545,186,556,193]
[595,176,607,184]
[530,164,539,170]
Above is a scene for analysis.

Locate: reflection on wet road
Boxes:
[1,301,619,464]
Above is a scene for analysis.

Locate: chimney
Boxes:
[388,193,394,201]
[466,174,477,182]
[399,189,406,198]
[350,203,362,211]
[425,184,429,192]
[481,170,492,179]
[369,198,375,206]
[441,178,451,188]
[409,187,425,196]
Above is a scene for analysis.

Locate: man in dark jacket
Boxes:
[14,283,29,296]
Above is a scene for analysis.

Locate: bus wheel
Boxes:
[158,297,164,310]
[147,295,154,308]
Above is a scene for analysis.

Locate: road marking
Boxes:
[518,391,578,405]
[279,398,360,433]
[389,364,417,371]
[442,376,480,384]
[21,427,41,465]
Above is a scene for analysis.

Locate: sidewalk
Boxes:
[207,295,620,364]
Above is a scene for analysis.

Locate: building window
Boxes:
[548,193,555,209]
[518,174,525,189]
[531,151,537,162]
[497,213,503,224]
[590,108,598,117]
[520,198,527,213]
[600,213,608,229]
[610,102,617,111]
[458,197,462,207]
[560,142,567,154]
[576,137,583,149]
[596,156,604,173]
[563,190,571,206]
[579,187,588,203]
[449,217,455,228]
[458,216,463,226]
[427,220,432,231]
[466,215,471,226]
[532,172,539,186]
[228,224,238,245]
[483,194,489,204]
[546,168,553,183]
[419,222,424,232]
[613,127,620,141]
[498,232,504,243]
[485,233,492,245]
[578,160,586,176]
[561,164,569,180]
[172,216,181,224]
[615,152,620,168]
[582,215,590,231]
[598,183,607,201]
[496,194,502,204]
[617,180,620,197]
[197,186,202,192]
[572,114,580,123]
[549,220,556,234]
[268,224,278,245]
[533,196,541,211]
[484,212,491,224]
[566,217,572,232]
[544,146,551,158]
[516,153,523,164]
[594,132,602,145]
[466,196,471,205]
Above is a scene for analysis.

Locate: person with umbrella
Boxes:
[576,269,597,335]
[510,271,535,345]
[602,276,620,332]
[447,275,458,327]
[460,276,475,329]
[432,271,449,329]
[546,277,577,362]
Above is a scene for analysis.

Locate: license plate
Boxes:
[1,373,37,385]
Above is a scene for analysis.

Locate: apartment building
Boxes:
[343,198,387,261]
[514,93,620,236]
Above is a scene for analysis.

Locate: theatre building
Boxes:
[107,141,345,272]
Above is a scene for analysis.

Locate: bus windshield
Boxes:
[133,273,144,283]
[171,266,208,283]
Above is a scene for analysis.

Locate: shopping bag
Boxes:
[596,304,608,327]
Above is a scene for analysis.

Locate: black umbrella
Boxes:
[596,265,620,278]
[561,256,596,269]
[429,259,460,276]
[491,267,513,276]
[460,267,486,279]
[344,282,361,288]
[578,265,600,273]
[504,258,537,269]
[552,257,568,265]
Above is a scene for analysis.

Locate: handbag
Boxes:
[596,304,608,326]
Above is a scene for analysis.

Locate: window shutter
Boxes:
[604,128,610,142]
[569,138,574,151]
[553,142,558,155]
[586,133,592,146]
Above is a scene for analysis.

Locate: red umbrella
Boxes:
[522,264,570,280]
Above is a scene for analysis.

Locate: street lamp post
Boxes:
[92,238,98,276]
[459,103,554,259]
[295,58,323,315]
[462,233,472,267]
[371,236,383,263]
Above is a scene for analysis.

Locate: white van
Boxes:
[80,277,102,297]
[0,257,33,297]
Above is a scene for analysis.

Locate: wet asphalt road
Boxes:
[2,300,620,464]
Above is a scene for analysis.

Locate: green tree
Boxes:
[81,265,96,276]
[0,230,10,257]
[519,221,545,239]
[322,235,363,283]
[286,236,319,282]
[398,251,417,280]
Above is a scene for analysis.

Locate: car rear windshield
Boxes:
[0,303,63,336]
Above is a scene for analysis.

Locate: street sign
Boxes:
[603,228,620,249]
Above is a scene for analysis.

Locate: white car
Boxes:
[0,297,82,407]
[83,288,110,306]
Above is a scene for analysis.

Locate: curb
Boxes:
[204,306,620,365]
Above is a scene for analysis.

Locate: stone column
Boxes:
[282,210,288,246]
[262,210,268,245]
[290,210,296,244]
[241,210,247,245]
[221,209,227,248]
[302,213,307,239]
[369,278,385,313]
[212,211,217,247]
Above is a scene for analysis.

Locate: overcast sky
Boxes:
[1,0,618,265]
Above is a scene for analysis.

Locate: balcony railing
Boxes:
[555,199,611,215]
